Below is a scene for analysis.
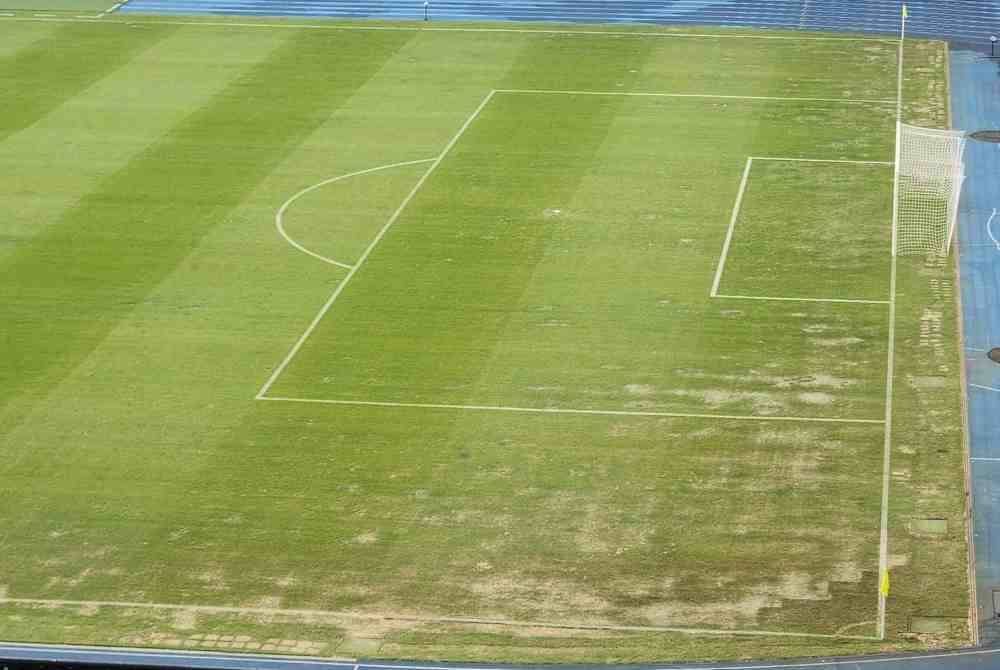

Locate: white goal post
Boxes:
[894,123,967,256]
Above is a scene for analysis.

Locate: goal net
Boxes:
[895,123,967,256]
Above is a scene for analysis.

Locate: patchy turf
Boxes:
[0,17,968,662]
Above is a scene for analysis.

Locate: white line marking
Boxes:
[274,158,435,270]
[971,457,1000,462]
[0,15,901,41]
[714,294,889,305]
[0,597,876,641]
[967,346,987,352]
[971,384,1000,393]
[256,91,496,399]
[986,207,1000,250]
[32,13,53,16]
[711,157,753,297]
[833,619,876,636]
[877,7,907,641]
[497,88,895,105]
[0,12,15,16]
[709,158,890,304]
[99,0,124,15]
[750,156,894,165]
[259,396,884,425]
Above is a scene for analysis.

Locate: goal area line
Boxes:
[710,156,894,304]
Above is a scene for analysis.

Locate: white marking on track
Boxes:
[274,158,435,270]
[986,207,1000,250]
[971,383,1000,393]
[259,396,884,425]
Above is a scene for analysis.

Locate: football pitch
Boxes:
[0,16,970,663]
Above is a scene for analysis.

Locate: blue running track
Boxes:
[118,0,1000,45]
[951,49,1000,646]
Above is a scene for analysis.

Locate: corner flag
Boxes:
[880,570,890,597]
[902,5,908,19]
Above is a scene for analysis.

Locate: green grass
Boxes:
[0,0,113,11]
[0,16,968,663]
[718,160,893,301]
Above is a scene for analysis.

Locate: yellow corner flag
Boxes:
[880,570,890,597]
[902,4,908,19]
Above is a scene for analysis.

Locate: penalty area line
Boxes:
[496,88,896,105]
[257,396,884,425]
[255,91,496,400]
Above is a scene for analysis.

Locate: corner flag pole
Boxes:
[877,2,906,642]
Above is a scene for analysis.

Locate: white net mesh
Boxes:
[895,123,967,256]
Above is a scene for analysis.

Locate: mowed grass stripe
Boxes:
[0,27,291,267]
[0,29,414,420]
[0,0,112,9]
[273,35,658,401]
[0,22,177,141]
[0,21,56,59]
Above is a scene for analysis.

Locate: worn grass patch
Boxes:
[0,17,968,662]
